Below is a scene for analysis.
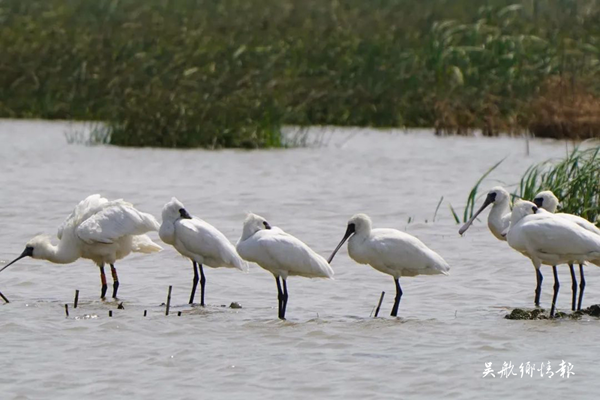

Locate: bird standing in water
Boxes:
[236,213,334,320]
[1,194,162,299]
[329,213,450,317]
[159,198,248,306]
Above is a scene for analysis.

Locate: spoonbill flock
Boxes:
[1,188,598,320]
[461,188,600,317]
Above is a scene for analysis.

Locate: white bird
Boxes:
[506,200,600,317]
[459,186,512,240]
[236,213,334,320]
[1,194,162,299]
[159,198,248,306]
[458,186,548,308]
[328,214,450,317]
[534,190,600,310]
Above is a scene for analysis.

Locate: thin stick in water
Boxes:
[374,291,385,318]
[144,310,147,317]
[165,285,173,316]
[74,289,79,308]
[433,196,444,222]
[65,304,69,317]
[177,311,182,316]
[0,291,9,303]
[109,310,113,317]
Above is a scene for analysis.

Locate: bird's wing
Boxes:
[76,200,160,244]
[369,229,450,274]
[57,194,109,239]
[258,231,334,278]
[522,217,600,256]
[176,218,247,270]
[557,213,600,236]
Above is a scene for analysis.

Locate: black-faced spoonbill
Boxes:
[328,214,450,317]
[459,186,511,240]
[1,194,162,299]
[458,187,547,307]
[534,190,600,310]
[236,213,334,320]
[158,198,248,306]
[506,200,600,317]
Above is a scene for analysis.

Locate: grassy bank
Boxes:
[2,0,600,147]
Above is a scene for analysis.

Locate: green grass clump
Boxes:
[515,147,600,223]
[462,146,600,224]
[3,0,600,147]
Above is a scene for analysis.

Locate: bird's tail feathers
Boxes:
[231,254,250,272]
[132,235,162,253]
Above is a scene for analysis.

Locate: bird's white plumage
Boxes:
[507,200,600,268]
[57,194,107,240]
[159,198,247,271]
[535,190,600,236]
[12,194,161,268]
[76,201,160,245]
[236,213,333,279]
[345,214,449,278]
[459,186,511,241]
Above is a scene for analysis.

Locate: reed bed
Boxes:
[3,0,600,147]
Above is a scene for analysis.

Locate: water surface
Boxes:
[0,120,594,399]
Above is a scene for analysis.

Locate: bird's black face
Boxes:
[263,221,272,230]
[533,197,543,208]
[179,208,192,219]
[0,246,34,274]
[346,223,356,235]
[532,206,539,214]
[327,222,356,264]
[458,191,498,235]
[23,246,34,257]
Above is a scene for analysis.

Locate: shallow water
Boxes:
[0,120,595,399]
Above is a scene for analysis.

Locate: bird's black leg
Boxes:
[99,265,107,299]
[199,264,206,307]
[281,278,289,319]
[550,266,559,318]
[534,269,543,307]
[391,278,403,317]
[189,261,199,304]
[569,264,577,311]
[275,276,284,319]
[578,264,586,311]
[110,264,120,299]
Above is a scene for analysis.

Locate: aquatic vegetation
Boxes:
[2,0,600,147]
[516,147,600,223]
[462,147,600,224]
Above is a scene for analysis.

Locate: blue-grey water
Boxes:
[0,120,595,399]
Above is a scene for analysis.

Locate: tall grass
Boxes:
[463,146,600,224]
[2,0,600,147]
[515,147,600,222]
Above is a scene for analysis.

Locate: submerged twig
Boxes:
[165,285,173,316]
[0,291,9,303]
[374,291,385,317]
